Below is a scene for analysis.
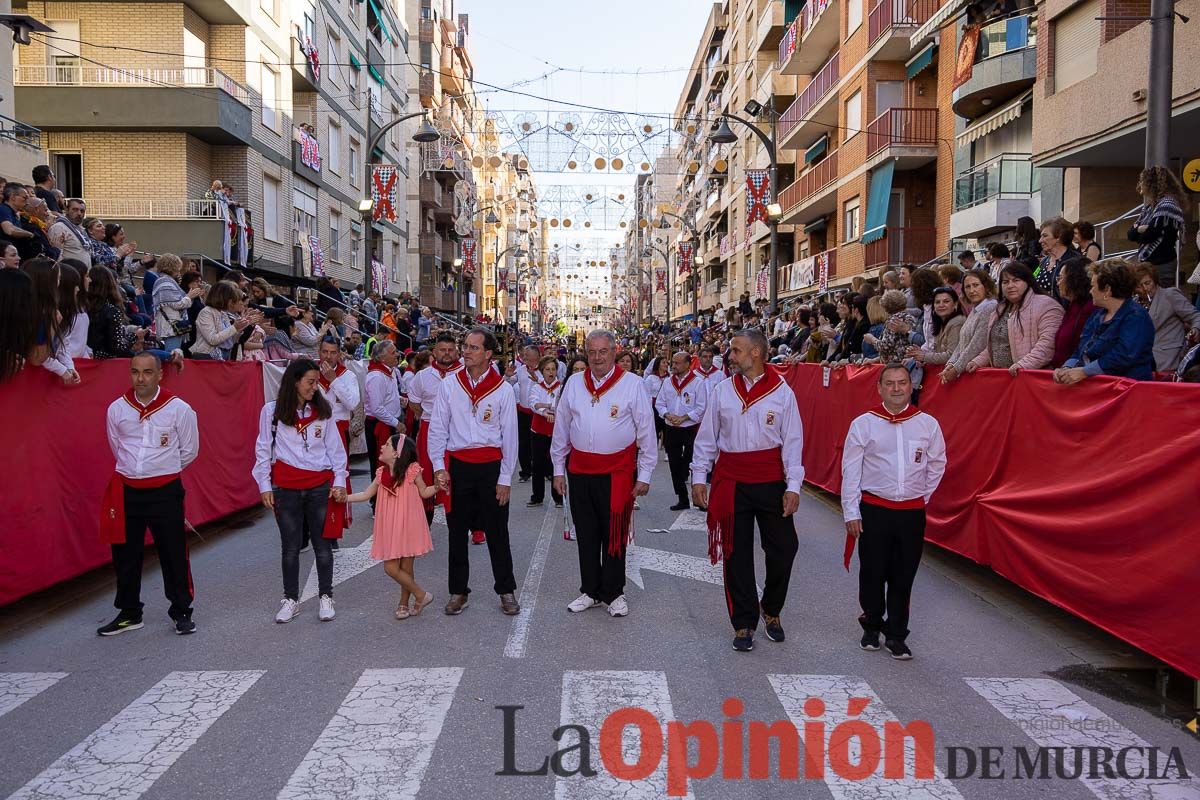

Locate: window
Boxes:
[350,222,362,266]
[847,0,862,34]
[327,31,340,86]
[303,12,314,42]
[389,104,400,149]
[843,196,861,242]
[420,43,433,70]
[348,61,360,107]
[844,90,862,139]
[293,182,317,243]
[330,211,342,262]
[328,121,342,174]
[262,175,280,242]
[349,139,360,187]
[261,63,278,129]
[260,0,277,20]
[1053,0,1100,92]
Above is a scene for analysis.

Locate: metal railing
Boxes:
[13,65,253,107]
[866,107,938,157]
[975,14,1037,63]
[953,153,1038,210]
[0,112,41,150]
[778,16,800,66]
[864,226,938,269]
[779,150,839,213]
[780,52,840,139]
[801,0,835,39]
[868,0,939,43]
[1097,204,1144,261]
[82,198,221,219]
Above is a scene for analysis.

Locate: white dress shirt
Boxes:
[694,364,725,397]
[106,389,199,480]
[840,408,947,522]
[654,370,709,427]
[643,373,664,400]
[690,371,805,493]
[319,365,361,423]
[363,365,402,427]
[550,368,658,483]
[529,379,561,419]
[506,364,541,410]
[408,362,463,417]
[252,401,348,492]
[425,368,518,486]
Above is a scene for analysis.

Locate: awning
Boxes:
[803,217,828,234]
[906,43,937,79]
[366,0,397,45]
[804,136,829,164]
[860,159,896,244]
[349,54,362,70]
[368,64,385,85]
[909,0,971,50]
[955,91,1031,147]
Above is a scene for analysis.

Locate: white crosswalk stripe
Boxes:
[966,677,1200,800]
[7,670,263,800]
[504,506,558,658]
[768,674,965,799]
[276,667,463,800]
[669,510,708,531]
[555,670,692,800]
[0,673,68,720]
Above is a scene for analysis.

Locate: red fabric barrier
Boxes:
[782,363,1200,678]
[0,359,264,605]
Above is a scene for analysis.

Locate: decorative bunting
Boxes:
[303,36,320,82]
[755,266,768,298]
[298,128,322,171]
[371,165,399,222]
[818,252,830,291]
[678,241,693,275]
[371,258,388,294]
[655,267,667,292]
[780,17,799,64]
[953,25,980,90]
[460,237,477,276]
[308,234,325,277]
[746,170,772,235]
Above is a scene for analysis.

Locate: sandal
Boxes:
[410,592,434,616]
[395,603,410,620]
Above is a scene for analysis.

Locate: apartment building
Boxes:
[0,0,44,184]
[12,0,411,291]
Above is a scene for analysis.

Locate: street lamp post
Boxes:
[643,242,672,329]
[656,210,703,322]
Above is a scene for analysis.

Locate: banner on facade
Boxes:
[655,267,667,292]
[755,266,768,298]
[817,252,830,291]
[498,267,509,287]
[371,165,399,222]
[302,36,320,82]
[308,234,325,277]
[460,237,477,276]
[953,25,980,90]
[793,256,815,290]
[371,259,388,295]
[678,241,693,274]
[298,128,322,171]
[746,170,772,235]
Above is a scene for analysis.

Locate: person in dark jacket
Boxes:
[1054,259,1155,383]
[1128,166,1187,287]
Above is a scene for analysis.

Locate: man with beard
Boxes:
[408,333,467,528]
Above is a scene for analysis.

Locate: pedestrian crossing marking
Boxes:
[966,677,1200,800]
[769,674,965,799]
[0,673,68,719]
[300,535,378,604]
[504,505,558,659]
[669,510,708,531]
[7,670,263,800]
[276,667,463,800]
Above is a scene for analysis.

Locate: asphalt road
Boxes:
[0,454,1196,800]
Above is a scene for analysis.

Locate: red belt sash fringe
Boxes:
[271,461,346,539]
[415,419,439,512]
[707,448,785,564]
[530,413,554,437]
[443,447,503,513]
[335,419,352,528]
[99,472,179,544]
[568,443,639,556]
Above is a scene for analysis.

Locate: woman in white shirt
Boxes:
[642,354,668,446]
[59,260,91,361]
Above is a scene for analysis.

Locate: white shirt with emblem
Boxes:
[363,366,402,427]
[408,362,463,418]
[425,369,518,486]
[654,371,709,427]
[252,401,349,492]
[550,368,659,483]
[694,365,725,397]
[839,408,947,522]
[320,367,361,423]
[105,389,199,480]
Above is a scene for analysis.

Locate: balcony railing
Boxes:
[80,198,220,219]
[866,107,938,158]
[13,65,252,107]
[954,153,1039,210]
[779,150,839,213]
[975,14,1037,63]
[802,0,835,39]
[0,113,41,150]
[720,232,738,258]
[780,52,840,139]
[868,0,939,43]
[778,17,800,67]
[864,226,938,268]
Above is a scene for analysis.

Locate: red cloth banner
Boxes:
[746,169,771,235]
[0,360,265,606]
[953,25,980,90]
[678,241,693,275]
[781,362,1200,679]
[461,237,477,276]
[371,165,399,223]
[655,268,667,291]
[308,234,325,277]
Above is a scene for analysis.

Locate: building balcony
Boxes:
[756,0,788,52]
[81,198,244,265]
[419,72,437,105]
[952,15,1037,119]
[779,149,839,223]
[13,65,253,145]
[868,0,940,59]
[863,226,938,269]
[419,179,445,209]
[419,233,441,256]
[779,52,840,148]
[419,18,437,43]
[0,112,41,152]
[780,0,838,75]
[950,153,1041,239]
[865,107,938,168]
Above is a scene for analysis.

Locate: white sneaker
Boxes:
[275,598,299,624]
[607,595,629,617]
[567,593,601,613]
[318,595,336,621]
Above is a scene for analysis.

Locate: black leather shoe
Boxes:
[670,501,690,511]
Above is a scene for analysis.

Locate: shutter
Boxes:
[1053,0,1101,92]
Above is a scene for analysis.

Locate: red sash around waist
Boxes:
[530,413,554,437]
[569,442,639,556]
[707,448,785,564]
[99,472,179,545]
[441,446,503,513]
[270,462,346,539]
[862,491,925,510]
[335,419,352,528]
[517,404,533,415]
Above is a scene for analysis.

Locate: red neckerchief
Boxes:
[293,403,321,435]
[122,388,176,421]
[367,361,393,377]
[584,366,625,404]
[868,404,922,423]
[671,371,698,394]
[431,360,462,378]
[456,367,505,411]
[318,363,347,390]
[540,379,561,394]
[731,368,783,414]
[696,365,719,377]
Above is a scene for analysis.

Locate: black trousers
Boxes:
[530,432,562,504]
[567,471,627,604]
[857,502,925,642]
[111,479,193,620]
[446,458,517,596]
[662,424,698,503]
[517,410,533,478]
[275,482,334,600]
[722,480,798,632]
[365,417,395,511]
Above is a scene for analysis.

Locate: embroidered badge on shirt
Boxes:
[610,404,619,419]
[159,433,169,447]
[683,393,691,404]
[314,425,323,439]
[765,411,776,426]
[914,448,924,464]
[482,407,493,423]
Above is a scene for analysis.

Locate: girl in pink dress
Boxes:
[346,435,436,619]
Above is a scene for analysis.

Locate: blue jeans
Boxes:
[274,483,334,600]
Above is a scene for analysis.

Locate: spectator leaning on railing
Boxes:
[965,262,1064,377]
[1055,259,1155,383]
[941,268,998,384]
[191,280,256,360]
[1132,261,1200,372]
[1050,258,1097,368]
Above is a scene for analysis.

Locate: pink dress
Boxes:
[370,463,434,560]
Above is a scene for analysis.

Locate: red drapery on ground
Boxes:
[0,360,264,605]
[782,363,1200,679]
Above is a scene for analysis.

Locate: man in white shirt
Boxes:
[318,336,360,542]
[427,329,520,616]
[656,351,708,511]
[690,329,804,653]
[506,345,541,482]
[551,330,657,618]
[841,364,946,661]
[100,353,200,636]
[409,333,464,526]
[363,341,401,509]
[695,345,724,396]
